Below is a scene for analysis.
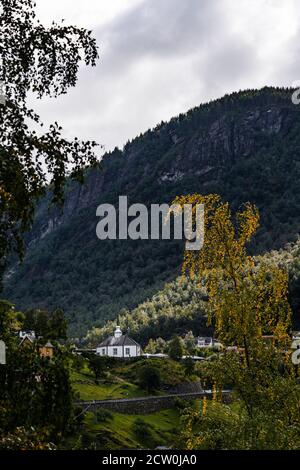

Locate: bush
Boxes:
[122,358,185,388]
[182,357,195,376]
[132,418,152,440]
[173,397,194,410]
[72,354,85,372]
[88,356,111,381]
[95,408,114,423]
[138,365,161,393]
[173,397,186,410]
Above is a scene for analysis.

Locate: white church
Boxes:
[96,326,142,358]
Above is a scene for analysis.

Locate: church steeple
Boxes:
[114,326,122,338]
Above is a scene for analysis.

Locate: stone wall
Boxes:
[78,390,231,415]
[168,380,202,394]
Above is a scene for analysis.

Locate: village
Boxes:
[1,325,299,365]
[0,325,223,364]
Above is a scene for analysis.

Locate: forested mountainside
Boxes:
[86,238,300,347]
[4,87,300,336]
[86,277,211,347]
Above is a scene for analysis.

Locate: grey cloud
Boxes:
[97,0,224,74]
[273,28,300,86]
[197,35,260,92]
[32,0,298,153]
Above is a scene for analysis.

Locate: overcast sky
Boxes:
[33,0,300,153]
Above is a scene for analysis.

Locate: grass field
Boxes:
[79,407,182,449]
[68,358,197,449]
[71,369,149,400]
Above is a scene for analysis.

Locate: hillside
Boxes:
[86,277,210,346]
[68,357,190,450]
[4,87,300,336]
[86,239,300,346]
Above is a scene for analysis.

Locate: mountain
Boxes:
[4,87,300,336]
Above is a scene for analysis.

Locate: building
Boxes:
[39,341,54,358]
[19,334,35,348]
[196,336,223,350]
[18,330,36,341]
[96,326,141,358]
[18,333,55,359]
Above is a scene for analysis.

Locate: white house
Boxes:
[18,330,36,341]
[196,336,223,350]
[96,326,141,358]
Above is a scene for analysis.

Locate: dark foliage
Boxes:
[138,365,161,393]
[0,0,99,275]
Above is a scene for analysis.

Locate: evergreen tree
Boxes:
[138,365,161,393]
[168,336,184,361]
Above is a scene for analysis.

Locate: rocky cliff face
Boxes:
[32,95,295,242]
[160,105,293,179]
[5,87,300,336]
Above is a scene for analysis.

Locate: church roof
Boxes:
[98,334,140,348]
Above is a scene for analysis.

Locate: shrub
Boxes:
[138,365,161,392]
[173,397,186,410]
[132,418,152,440]
[95,408,114,423]
[182,357,195,376]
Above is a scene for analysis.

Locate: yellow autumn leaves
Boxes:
[172,193,292,350]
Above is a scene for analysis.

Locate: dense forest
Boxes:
[86,237,300,346]
[85,276,210,347]
[4,87,300,336]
